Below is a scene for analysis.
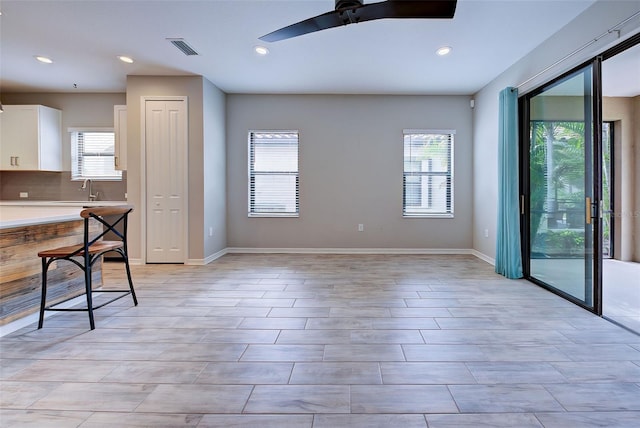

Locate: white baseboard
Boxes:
[471,249,496,265]
[130,249,495,265]
[225,247,474,255]
[187,248,228,265]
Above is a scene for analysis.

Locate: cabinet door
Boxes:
[37,106,62,171]
[114,105,127,170]
[0,105,61,171]
[0,106,39,170]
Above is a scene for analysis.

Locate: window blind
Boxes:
[71,131,121,180]
[248,131,299,216]
[403,130,454,216]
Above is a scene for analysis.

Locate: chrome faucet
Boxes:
[81,178,99,201]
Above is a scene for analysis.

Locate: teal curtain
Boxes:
[495,87,523,279]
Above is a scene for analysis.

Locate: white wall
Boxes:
[226,94,473,250]
[472,1,640,261]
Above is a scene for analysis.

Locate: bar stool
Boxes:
[38,205,138,330]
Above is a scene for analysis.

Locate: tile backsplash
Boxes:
[0,171,127,201]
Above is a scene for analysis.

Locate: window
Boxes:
[403,130,454,217]
[71,128,122,180]
[248,131,299,216]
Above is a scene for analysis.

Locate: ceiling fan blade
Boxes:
[259,9,353,43]
[358,0,457,20]
[259,0,457,43]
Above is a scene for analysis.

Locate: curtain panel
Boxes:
[495,87,523,279]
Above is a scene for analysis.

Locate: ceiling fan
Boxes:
[259,0,458,43]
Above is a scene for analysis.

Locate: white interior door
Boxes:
[145,99,187,263]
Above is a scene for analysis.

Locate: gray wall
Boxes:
[0,93,127,201]
[226,94,473,249]
[125,75,226,263]
[126,75,203,262]
[634,96,640,261]
[203,79,227,259]
[471,0,640,262]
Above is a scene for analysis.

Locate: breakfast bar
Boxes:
[0,205,104,325]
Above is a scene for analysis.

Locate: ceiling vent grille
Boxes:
[167,38,199,56]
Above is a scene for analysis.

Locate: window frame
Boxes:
[402,129,455,218]
[69,127,122,181]
[247,130,300,218]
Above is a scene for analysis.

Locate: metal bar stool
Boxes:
[38,205,138,330]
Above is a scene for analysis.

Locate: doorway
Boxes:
[521,35,640,332]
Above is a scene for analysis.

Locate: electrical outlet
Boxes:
[209,227,213,237]
[19,192,28,198]
[484,228,489,238]
[358,224,364,232]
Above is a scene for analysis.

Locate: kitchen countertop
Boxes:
[0,200,128,207]
[0,201,129,229]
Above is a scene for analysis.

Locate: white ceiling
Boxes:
[0,0,606,95]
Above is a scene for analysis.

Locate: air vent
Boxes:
[167,38,199,56]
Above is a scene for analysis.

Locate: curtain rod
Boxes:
[515,9,640,89]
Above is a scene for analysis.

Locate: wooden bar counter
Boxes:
[0,206,103,325]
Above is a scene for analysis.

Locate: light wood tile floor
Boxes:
[1,254,640,427]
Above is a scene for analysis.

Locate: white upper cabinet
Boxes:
[0,105,62,171]
[114,105,127,170]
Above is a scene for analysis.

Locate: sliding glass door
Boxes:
[523,62,601,310]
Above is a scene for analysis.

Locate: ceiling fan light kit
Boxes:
[259,0,458,42]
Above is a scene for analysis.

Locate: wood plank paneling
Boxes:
[0,219,103,325]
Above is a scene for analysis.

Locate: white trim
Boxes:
[132,249,495,264]
[403,129,456,135]
[471,249,496,266]
[403,214,455,219]
[226,247,474,255]
[67,127,114,133]
[248,213,300,218]
[187,248,228,265]
[139,98,146,263]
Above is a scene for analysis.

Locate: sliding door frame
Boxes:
[519,32,640,316]
[519,58,602,314]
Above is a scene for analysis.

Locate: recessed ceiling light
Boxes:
[35,55,53,64]
[436,46,452,56]
[254,46,269,56]
[118,56,134,64]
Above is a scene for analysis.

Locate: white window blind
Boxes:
[71,129,122,180]
[403,130,454,217]
[248,131,299,216]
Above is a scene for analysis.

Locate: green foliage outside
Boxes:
[529,120,611,257]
